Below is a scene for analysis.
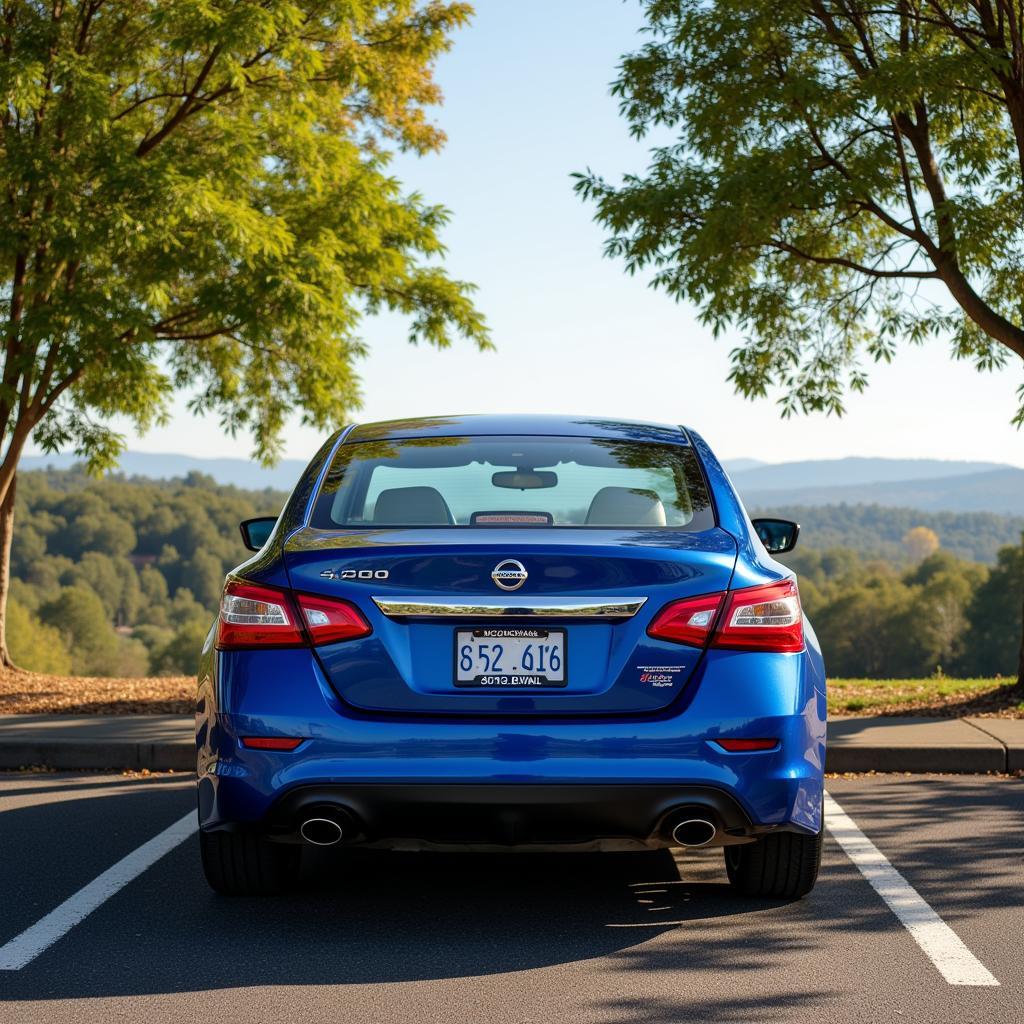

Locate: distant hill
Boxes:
[742,467,1024,515]
[729,456,1011,490]
[21,450,310,491]
[720,457,767,473]
[754,504,1024,564]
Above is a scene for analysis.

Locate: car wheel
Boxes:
[724,830,822,899]
[200,828,301,896]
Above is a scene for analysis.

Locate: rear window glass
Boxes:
[310,436,715,531]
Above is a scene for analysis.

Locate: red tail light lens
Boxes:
[713,579,803,653]
[217,581,305,648]
[648,579,803,653]
[295,593,371,644]
[217,581,372,648]
[647,592,725,646]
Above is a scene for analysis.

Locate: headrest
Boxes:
[585,486,667,527]
[372,486,454,526]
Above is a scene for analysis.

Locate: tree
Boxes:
[6,598,72,674]
[0,0,489,665]
[902,526,940,563]
[38,585,121,675]
[958,536,1024,677]
[578,0,1024,680]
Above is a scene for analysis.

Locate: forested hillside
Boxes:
[9,469,285,677]
[753,504,1024,565]
[6,468,1022,679]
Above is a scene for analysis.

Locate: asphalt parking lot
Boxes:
[0,772,1020,1023]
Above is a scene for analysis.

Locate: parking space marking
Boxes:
[824,791,998,987]
[0,810,197,971]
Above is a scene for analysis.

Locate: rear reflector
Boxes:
[713,738,779,752]
[647,579,803,652]
[240,736,305,751]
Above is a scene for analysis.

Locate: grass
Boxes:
[828,676,1023,717]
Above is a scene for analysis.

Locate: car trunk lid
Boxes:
[283,526,737,715]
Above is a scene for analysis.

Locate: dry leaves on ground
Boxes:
[0,667,194,714]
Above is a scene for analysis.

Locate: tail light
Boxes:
[217,580,370,649]
[714,579,803,652]
[646,592,725,646]
[294,592,371,644]
[648,579,803,653]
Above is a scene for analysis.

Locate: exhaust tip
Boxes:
[300,817,345,846]
[671,817,717,848]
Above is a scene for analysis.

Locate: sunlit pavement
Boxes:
[0,772,1020,1023]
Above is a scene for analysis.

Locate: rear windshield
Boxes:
[310,436,715,531]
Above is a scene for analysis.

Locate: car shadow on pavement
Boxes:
[0,835,824,1013]
[3,775,1018,1016]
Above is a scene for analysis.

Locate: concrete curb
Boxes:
[825,716,1013,774]
[0,714,1021,774]
[0,715,194,771]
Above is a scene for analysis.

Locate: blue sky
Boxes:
[39,0,1024,467]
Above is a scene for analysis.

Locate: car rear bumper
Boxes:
[197,643,827,844]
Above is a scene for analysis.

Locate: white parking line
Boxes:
[824,791,998,987]
[0,811,197,971]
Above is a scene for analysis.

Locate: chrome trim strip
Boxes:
[371,596,648,619]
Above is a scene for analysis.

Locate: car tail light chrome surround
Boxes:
[217,580,370,649]
[648,579,803,653]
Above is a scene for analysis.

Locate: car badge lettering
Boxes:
[491,559,528,591]
[320,568,389,580]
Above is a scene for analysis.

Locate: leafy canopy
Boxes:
[0,0,488,480]
[576,0,1024,421]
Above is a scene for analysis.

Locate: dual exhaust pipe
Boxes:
[296,806,718,848]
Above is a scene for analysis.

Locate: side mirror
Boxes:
[239,516,278,552]
[751,517,800,554]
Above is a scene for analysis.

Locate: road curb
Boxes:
[0,714,1019,773]
[0,740,194,772]
[0,715,194,772]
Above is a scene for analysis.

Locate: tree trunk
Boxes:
[0,473,16,669]
[1018,593,1024,688]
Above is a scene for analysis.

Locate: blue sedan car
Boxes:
[196,415,826,898]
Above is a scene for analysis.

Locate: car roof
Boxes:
[344,414,691,444]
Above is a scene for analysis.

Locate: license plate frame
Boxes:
[453,627,568,688]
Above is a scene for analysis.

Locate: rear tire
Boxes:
[725,830,822,899]
[200,828,300,896]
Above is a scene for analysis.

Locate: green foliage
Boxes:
[36,584,147,676]
[11,465,286,675]
[578,0,1024,420]
[959,539,1024,676]
[0,0,488,487]
[6,598,72,674]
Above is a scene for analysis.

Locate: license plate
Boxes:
[454,627,567,688]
